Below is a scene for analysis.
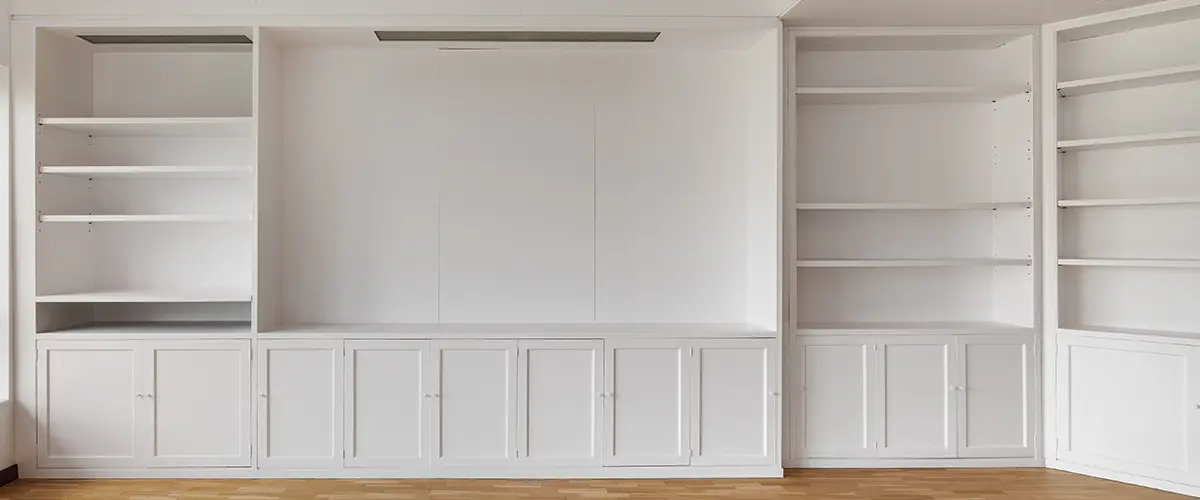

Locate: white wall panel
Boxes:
[437,53,596,323]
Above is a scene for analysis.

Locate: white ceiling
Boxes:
[782,0,1165,26]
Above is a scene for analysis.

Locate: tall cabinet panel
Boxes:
[257,340,343,470]
[518,340,603,467]
[792,337,874,458]
[344,340,430,468]
[876,337,956,458]
[145,340,251,467]
[605,340,690,466]
[691,340,776,466]
[957,335,1033,458]
[37,341,140,468]
[432,341,518,466]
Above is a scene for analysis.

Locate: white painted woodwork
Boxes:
[605,339,690,466]
[876,336,956,458]
[37,341,140,468]
[37,339,252,469]
[1057,334,1200,484]
[145,340,251,467]
[691,340,776,466]
[343,340,430,468]
[956,335,1034,458]
[256,340,343,470]
[792,337,874,458]
[431,341,518,466]
[517,340,603,467]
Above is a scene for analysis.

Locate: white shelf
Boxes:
[39,165,253,178]
[1058,197,1200,207]
[39,321,251,337]
[263,323,776,340]
[1061,325,1200,344]
[38,117,253,137]
[1059,258,1200,268]
[36,290,252,303]
[794,28,1030,51]
[1058,64,1200,96]
[795,258,1031,268]
[795,201,1031,211]
[39,214,252,223]
[796,321,1033,335]
[795,85,1028,104]
[1057,130,1200,151]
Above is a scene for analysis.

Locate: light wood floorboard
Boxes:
[0,469,1189,499]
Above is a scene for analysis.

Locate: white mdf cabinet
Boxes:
[792,334,1034,461]
[605,339,691,466]
[145,340,252,467]
[1057,334,1200,485]
[518,340,603,467]
[37,339,251,469]
[957,335,1036,458]
[691,340,777,466]
[431,341,518,466]
[791,337,874,459]
[606,339,777,467]
[37,341,140,468]
[876,336,956,459]
[344,340,430,468]
[257,340,343,470]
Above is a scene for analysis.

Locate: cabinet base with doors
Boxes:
[787,334,1036,468]
[36,335,778,478]
[1053,331,1200,496]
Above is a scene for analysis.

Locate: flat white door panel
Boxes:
[344,340,430,468]
[877,337,956,458]
[691,340,775,466]
[432,341,517,466]
[794,337,873,458]
[37,341,140,468]
[957,335,1033,458]
[1058,336,1198,483]
[257,340,343,470]
[518,340,602,467]
[437,54,595,323]
[146,340,251,467]
[605,339,690,466]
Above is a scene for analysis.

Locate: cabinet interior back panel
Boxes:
[1061,144,1200,199]
[1058,17,1200,81]
[1060,268,1200,332]
[795,42,1030,87]
[796,103,993,202]
[281,49,441,324]
[280,48,752,324]
[1059,81,1200,140]
[437,54,595,323]
[1061,206,1200,259]
[92,51,252,118]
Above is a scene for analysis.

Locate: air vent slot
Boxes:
[374,31,660,43]
[78,35,253,45]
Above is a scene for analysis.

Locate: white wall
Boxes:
[279,47,760,325]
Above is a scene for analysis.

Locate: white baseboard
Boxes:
[785,457,1042,468]
[24,465,784,479]
[1049,459,1200,498]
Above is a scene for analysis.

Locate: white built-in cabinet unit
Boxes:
[1046,1,1200,496]
[785,27,1038,467]
[16,21,782,478]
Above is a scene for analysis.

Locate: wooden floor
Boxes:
[0,469,1188,500]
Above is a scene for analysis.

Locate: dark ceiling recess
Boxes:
[78,35,253,45]
[374,31,661,43]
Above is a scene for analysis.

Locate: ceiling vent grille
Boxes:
[374,31,660,43]
[78,35,253,45]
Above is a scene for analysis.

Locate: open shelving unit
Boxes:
[788,27,1037,335]
[1053,8,1200,340]
[33,28,255,333]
